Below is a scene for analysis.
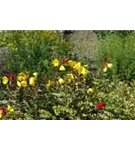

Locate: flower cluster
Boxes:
[2,71,38,88]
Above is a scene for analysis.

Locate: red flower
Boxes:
[97,102,105,109]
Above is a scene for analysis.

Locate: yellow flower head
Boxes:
[59,65,66,71]
[73,62,81,70]
[52,59,59,67]
[78,66,89,76]
[103,67,107,72]
[29,77,36,86]
[58,78,65,85]
[2,76,9,85]
[0,111,3,119]
[7,105,14,112]
[33,72,38,78]
[66,73,74,83]
[107,63,113,68]
[68,60,77,68]
[46,80,54,88]
[21,81,27,87]
[17,81,21,87]
[87,88,94,95]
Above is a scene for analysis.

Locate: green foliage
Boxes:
[94,30,134,39]
[0,31,72,76]
[95,32,135,80]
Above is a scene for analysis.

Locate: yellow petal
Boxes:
[33,72,38,77]
[17,81,21,87]
[103,67,107,72]
[107,63,113,68]
[21,81,27,87]
[59,65,66,71]
[68,60,77,68]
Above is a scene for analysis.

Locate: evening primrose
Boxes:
[87,88,94,95]
[33,72,38,78]
[0,111,3,119]
[107,63,113,68]
[21,81,27,87]
[103,67,107,72]
[2,76,9,84]
[46,80,54,88]
[52,59,59,67]
[7,105,14,112]
[58,78,65,85]
[29,77,36,86]
[59,65,66,71]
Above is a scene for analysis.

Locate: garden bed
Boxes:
[0,30,135,120]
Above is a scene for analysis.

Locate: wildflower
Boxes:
[29,77,36,86]
[2,76,9,84]
[103,67,107,72]
[0,111,3,119]
[68,60,77,68]
[52,59,59,67]
[66,73,74,83]
[21,81,27,87]
[33,72,38,78]
[58,78,65,85]
[97,102,105,109]
[46,80,54,88]
[77,66,89,76]
[59,65,66,71]
[87,88,94,95]
[107,63,113,68]
[7,105,14,112]
[73,62,81,70]
[17,81,22,87]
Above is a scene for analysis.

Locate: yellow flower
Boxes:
[66,73,74,83]
[17,81,22,87]
[52,59,59,67]
[73,62,81,70]
[17,76,23,82]
[21,81,27,87]
[46,80,54,88]
[77,66,89,76]
[66,73,74,79]
[2,76,9,85]
[0,111,3,119]
[107,63,113,68]
[68,60,77,68]
[58,78,65,85]
[33,72,38,78]
[7,105,14,112]
[59,65,66,71]
[18,72,27,80]
[29,77,36,86]
[103,67,107,72]
[87,88,94,95]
